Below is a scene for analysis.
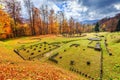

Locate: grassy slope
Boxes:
[0,35,85,80]
[102,32,120,79]
[1,33,120,80]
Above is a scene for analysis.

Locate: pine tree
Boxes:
[115,19,120,32]
[95,22,99,32]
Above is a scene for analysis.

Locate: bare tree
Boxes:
[69,17,74,36]
[5,0,21,37]
[24,0,35,35]
[49,9,54,34]
[57,11,65,34]
[41,5,46,34]
[76,22,82,36]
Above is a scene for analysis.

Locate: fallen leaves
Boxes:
[0,62,79,80]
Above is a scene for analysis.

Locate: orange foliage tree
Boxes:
[0,9,13,39]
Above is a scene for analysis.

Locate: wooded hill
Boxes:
[99,13,120,32]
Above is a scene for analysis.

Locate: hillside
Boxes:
[99,13,120,32]
[0,36,85,80]
[0,32,120,79]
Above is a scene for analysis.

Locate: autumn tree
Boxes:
[32,7,42,35]
[69,17,75,36]
[0,9,12,39]
[57,11,65,34]
[76,22,82,36]
[40,5,49,35]
[5,0,21,37]
[24,0,36,35]
[62,19,69,34]
[48,9,54,34]
[52,19,59,34]
[101,24,106,31]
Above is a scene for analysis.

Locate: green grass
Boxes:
[17,42,60,60]
[1,32,120,80]
[101,32,120,80]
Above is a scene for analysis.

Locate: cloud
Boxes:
[114,3,120,10]
[21,0,120,21]
[53,0,89,21]
[52,0,120,21]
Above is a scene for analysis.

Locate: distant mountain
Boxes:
[81,20,99,24]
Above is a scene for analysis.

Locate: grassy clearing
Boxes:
[101,32,120,79]
[0,36,82,80]
[1,33,120,80]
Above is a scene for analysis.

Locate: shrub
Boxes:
[44,48,46,50]
[105,39,107,42]
[43,42,47,44]
[85,74,87,77]
[88,76,91,78]
[64,50,66,52]
[28,57,31,60]
[57,45,60,47]
[23,48,26,51]
[74,69,77,72]
[79,71,81,74]
[34,48,36,50]
[109,53,112,56]
[76,70,79,73]
[70,60,74,65]
[87,61,91,66]
[82,73,84,76]
[59,56,62,59]
[105,43,108,46]
[40,44,42,46]
[38,50,41,52]
[31,53,34,55]
[36,45,38,47]
[71,68,74,71]
[27,50,29,53]
[83,49,85,51]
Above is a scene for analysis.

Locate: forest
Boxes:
[1,0,120,39]
[0,0,95,39]
[0,0,120,80]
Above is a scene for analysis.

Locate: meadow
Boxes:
[1,32,120,80]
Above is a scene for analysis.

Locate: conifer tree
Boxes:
[95,22,100,32]
[115,19,120,32]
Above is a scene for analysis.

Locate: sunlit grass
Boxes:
[0,32,120,79]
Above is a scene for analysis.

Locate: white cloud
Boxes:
[57,0,88,21]
[114,3,120,10]
[47,1,60,13]
[20,0,120,22]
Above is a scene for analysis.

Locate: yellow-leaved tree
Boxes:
[0,9,12,39]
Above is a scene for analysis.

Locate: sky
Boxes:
[22,0,120,22]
